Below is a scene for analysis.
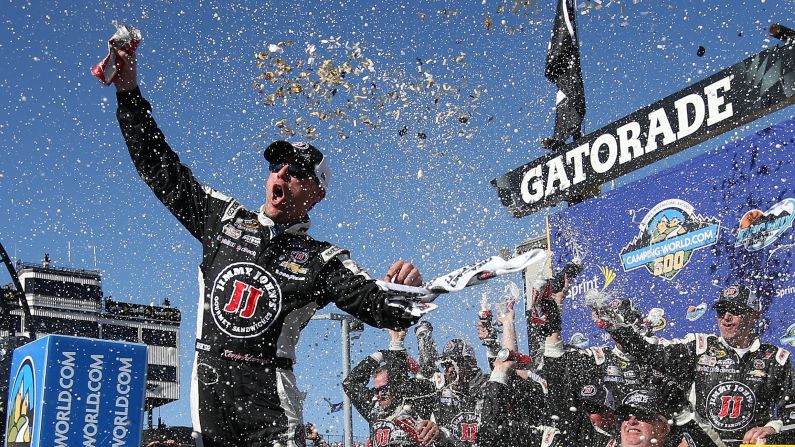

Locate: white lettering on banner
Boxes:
[645,108,676,153]
[83,354,103,447]
[590,133,618,174]
[55,351,76,447]
[112,358,133,446]
[520,165,544,204]
[568,275,600,301]
[705,76,734,126]
[617,121,642,164]
[674,94,706,139]
[566,143,590,183]
[545,157,570,196]
[624,229,717,265]
[777,286,795,298]
[519,75,735,206]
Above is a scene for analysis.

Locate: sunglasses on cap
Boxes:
[268,162,318,182]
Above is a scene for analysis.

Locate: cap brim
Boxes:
[266,140,324,169]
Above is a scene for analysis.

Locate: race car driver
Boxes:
[111,46,424,447]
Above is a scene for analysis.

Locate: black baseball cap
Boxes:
[438,339,476,363]
[264,140,330,191]
[616,390,667,421]
[578,383,615,414]
[713,284,761,314]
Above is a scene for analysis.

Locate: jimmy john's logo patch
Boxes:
[706,381,756,431]
[290,251,309,264]
[450,411,479,444]
[581,385,596,397]
[210,262,281,338]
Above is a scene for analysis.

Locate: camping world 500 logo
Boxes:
[620,199,720,280]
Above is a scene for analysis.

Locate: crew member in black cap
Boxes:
[110,45,425,447]
[431,339,490,447]
[612,390,673,447]
[603,284,795,447]
[344,329,440,447]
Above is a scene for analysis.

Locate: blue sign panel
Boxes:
[547,117,795,348]
[4,335,148,447]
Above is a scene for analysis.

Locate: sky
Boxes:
[1,0,793,437]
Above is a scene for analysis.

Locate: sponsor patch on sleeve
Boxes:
[221,199,244,222]
[589,346,606,365]
[695,333,709,355]
[342,259,372,281]
[320,245,347,263]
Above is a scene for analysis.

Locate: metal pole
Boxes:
[341,319,352,447]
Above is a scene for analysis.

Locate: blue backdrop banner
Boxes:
[548,116,795,349]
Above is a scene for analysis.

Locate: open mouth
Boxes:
[272,184,285,204]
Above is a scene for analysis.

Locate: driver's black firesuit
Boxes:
[609,327,794,447]
[116,88,417,447]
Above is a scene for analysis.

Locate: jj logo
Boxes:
[224,280,264,318]
[717,395,744,419]
[459,423,477,443]
[211,263,282,338]
[374,428,391,446]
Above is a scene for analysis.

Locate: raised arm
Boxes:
[343,351,381,420]
[606,325,699,382]
[114,49,227,240]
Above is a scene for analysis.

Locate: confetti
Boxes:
[253,37,483,143]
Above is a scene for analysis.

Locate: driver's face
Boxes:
[263,162,325,224]
[716,307,758,347]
